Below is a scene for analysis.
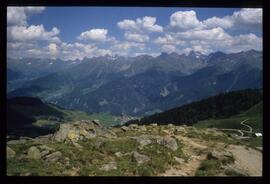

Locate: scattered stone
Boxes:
[151,123,158,126]
[6,146,16,159]
[114,152,123,158]
[131,135,152,147]
[45,151,62,162]
[174,156,185,164]
[27,146,41,160]
[93,119,102,127]
[121,126,129,132]
[139,125,147,131]
[63,167,80,176]
[174,127,186,134]
[99,162,117,171]
[168,124,174,127]
[207,150,234,163]
[157,136,178,151]
[132,151,150,164]
[41,150,50,157]
[161,129,170,135]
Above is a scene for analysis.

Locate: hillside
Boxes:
[6,120,262,176]
[133,89,262,126]
[7,97,120,138]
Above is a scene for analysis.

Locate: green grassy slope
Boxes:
[194,101,262,148]
[195,101,262,132]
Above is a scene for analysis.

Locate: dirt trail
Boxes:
[160,154,206,176]
[160,135,208,176]
[228,145,262,176]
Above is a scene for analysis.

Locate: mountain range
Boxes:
[7,49,262,116]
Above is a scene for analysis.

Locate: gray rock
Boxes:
[53,120,110,142]
[99,162,117,171]
[139,125,147,131]
[175,127,186,133]
[151,123,158,126]
[207,150,233,162]
[41,150,50,157]
[157,136,178,151]
[131,135,152,147]
[132,151,150,164]
[114,152,123,158]
[121,126,129,132]
[222,165,248,176]
[174,156,185,164]
[27,146,41,160]
[45,151,62,162]
[93,119,102,127]
[6,146,16,159]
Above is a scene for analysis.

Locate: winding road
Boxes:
[240,119,253,133]
[214,119,253,138]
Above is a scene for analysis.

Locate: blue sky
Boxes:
[7,7,262,60]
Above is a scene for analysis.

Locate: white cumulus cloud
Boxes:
[7,25,61,43]
[170,10,203,30]
[117,16,163,33]
[124,32,149,42]
[7,7,45,26]
[77,29,108,42]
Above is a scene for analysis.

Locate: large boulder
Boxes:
[156,136,178,151]
[27,146,41,160]
[53,120,109,142]
[131,135,152,147]
[132,151,150,164]
[6,146,16,159]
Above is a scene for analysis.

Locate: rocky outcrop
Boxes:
[53,120,116,142]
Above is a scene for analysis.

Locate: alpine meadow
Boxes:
[6,7,262,176]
